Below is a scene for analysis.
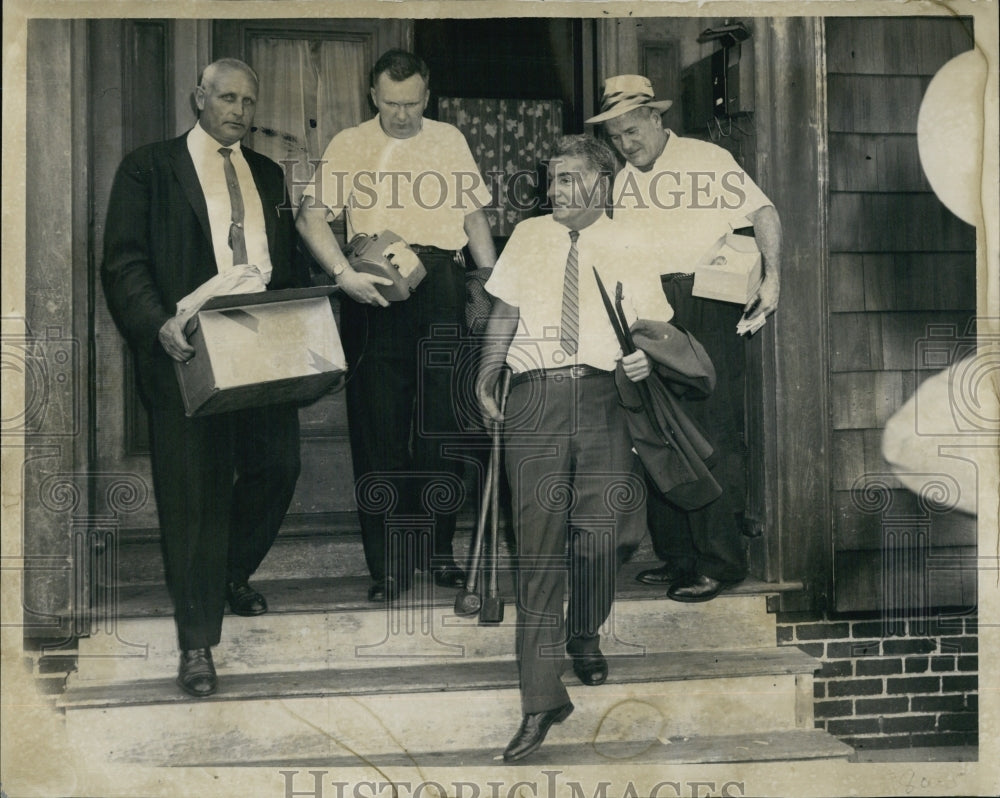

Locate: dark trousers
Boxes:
[147,402,301,650]
[340,251,467,584]
[645,273,748,582]
[505,374,646,714]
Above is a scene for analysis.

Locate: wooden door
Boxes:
[213,20,411,533]
[90,19,411,539]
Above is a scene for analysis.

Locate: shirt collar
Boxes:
[373,114,425,143]
[623,129,675,177]
[567,211,611,238]
[549,213,611,238]
[188,121,244,157]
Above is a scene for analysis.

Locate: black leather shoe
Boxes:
[367,577,400,603]
[667,574,734,603]
[226,581,268,616]
[571,650,608,686]
[635,563,691,587]
[502,702,574,762]
[433,564,466,589]
[177,648,217,698]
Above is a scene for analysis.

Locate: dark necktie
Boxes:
[218,147,248,266]
[560,229,580,355]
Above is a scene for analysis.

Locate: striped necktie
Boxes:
[560,229,580,355]
[218,147,248,266]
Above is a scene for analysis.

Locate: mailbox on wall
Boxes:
[681,21,754,135]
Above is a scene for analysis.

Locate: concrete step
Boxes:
[70,570,797,683]
[229,728,854,769]
[61,648,822,764]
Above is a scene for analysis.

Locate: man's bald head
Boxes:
[199,58,259,93]
[195,59,259,146]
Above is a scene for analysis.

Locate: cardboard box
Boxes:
[175,286,346,417]
[692,233,763,305]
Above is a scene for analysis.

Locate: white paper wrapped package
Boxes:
[175,286,346,416]
[692,233,763,305]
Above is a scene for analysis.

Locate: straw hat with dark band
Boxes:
[585,74,673,124]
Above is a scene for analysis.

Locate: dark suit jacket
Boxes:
[615,319,721,510]
[101,131,306,409]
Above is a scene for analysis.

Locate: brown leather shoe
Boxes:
[667,574,735,603]
[367,576,400,602]
[433,564,467,589]
[571,650,608,686]
[503,702,574,762]
[177,648,217,698]
[635,562,691,587]
[226,581,267,616]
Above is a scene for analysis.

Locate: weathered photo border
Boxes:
[2,1,998,796]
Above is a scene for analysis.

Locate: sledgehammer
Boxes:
[453,450,493,617]
[479,370,510,625]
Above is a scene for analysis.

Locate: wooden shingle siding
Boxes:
[827,75,931,133]
[829,134,929,193]
[825,17,975,76]
[829,193,975,252]
[824,17,977,611]
[834,490,979,550]
[830,311,975,372]
[831,371,908,429]
[829,254,976,313]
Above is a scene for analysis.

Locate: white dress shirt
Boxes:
[486,213,673,373]
[187,123,273,281]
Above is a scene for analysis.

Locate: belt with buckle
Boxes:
[409,244,464,266]
[410,244,457,256]
[510,365,612,388]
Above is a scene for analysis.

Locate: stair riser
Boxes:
[105,534,659,586]
[64,673,807,765]
[71,595,776,683]
[107,537,374,585]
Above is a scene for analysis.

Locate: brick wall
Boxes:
[776,612,978,751]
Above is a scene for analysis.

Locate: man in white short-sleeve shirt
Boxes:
[296,50,497,602]
[477,135,668,763]
[590,74,783,603]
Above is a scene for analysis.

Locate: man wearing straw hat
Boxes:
[587,74,783,603]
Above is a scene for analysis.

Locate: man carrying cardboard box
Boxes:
[101,59,308,697]
[588,74,783,602]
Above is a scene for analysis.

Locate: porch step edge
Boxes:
[58,646,820,710]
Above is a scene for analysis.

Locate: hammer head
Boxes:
[479,595,505,625]
[454,589,482,617]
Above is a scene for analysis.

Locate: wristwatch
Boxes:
[331,261,347,279]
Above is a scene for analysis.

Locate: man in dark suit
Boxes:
[101,58,306,697]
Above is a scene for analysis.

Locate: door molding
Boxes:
[753,17,832,610]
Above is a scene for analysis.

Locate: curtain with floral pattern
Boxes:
[438,98,563,237]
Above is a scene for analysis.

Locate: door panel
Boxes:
[92,19,171,532]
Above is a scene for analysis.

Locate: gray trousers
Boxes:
[504,372,645,714]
